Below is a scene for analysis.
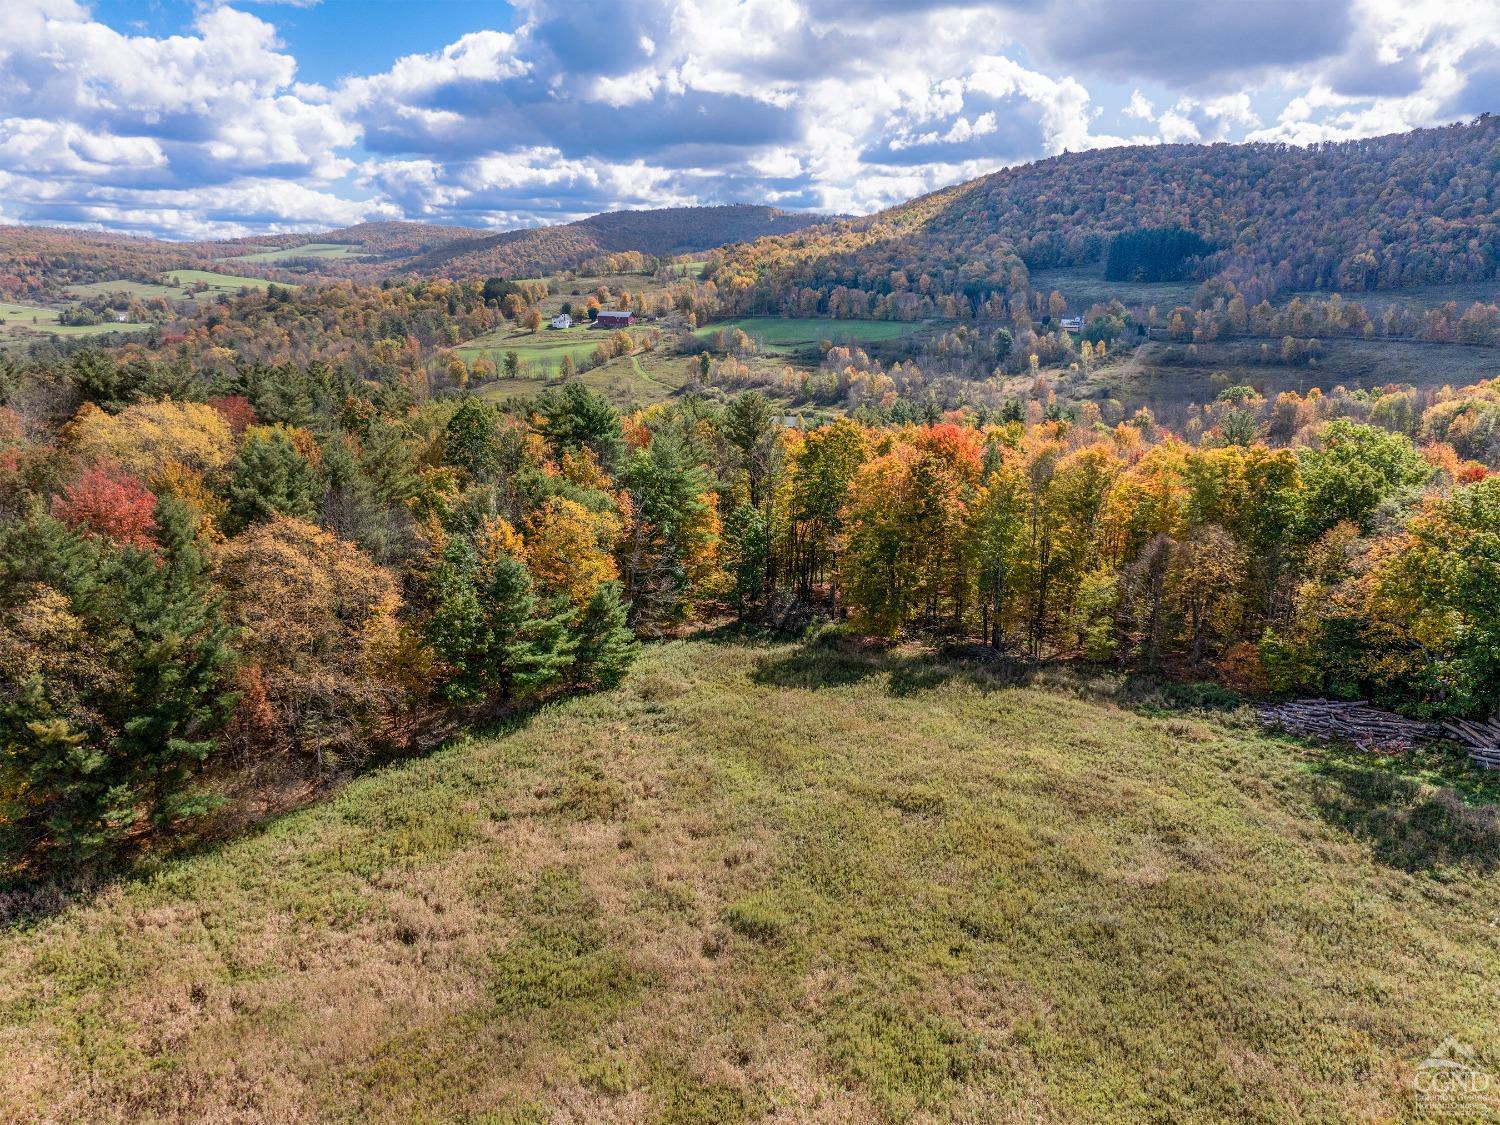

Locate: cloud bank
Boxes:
[2,0,1497,238]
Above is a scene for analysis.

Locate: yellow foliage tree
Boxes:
[68,399,234,480]
[523,496,620,609]
[217,516,407,767]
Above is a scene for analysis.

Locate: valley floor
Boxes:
[2,635,1497,1121]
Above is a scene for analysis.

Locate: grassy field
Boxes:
[0,301,61,326]
[66,273,289,305]
[471,346,692,410]
[695,317,922,354]
[1030,266,1500,322]
[0,301,149,344]
[1028,265,1201,312]
[1095,336,1500,410]
[63,280,192,302]
[455,323,641,378]
[2,634,1497,1122]
[1288,280,1500,316]
[162,269,278,292]
[222,242,367,263]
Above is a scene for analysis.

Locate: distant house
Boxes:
[550,313,572,329]
[1059,315,1084,331]
[594,310,634,328]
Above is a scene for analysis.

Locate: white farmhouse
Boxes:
[550,313,573,329]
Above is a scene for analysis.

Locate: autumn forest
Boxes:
[3,114,1500,1123]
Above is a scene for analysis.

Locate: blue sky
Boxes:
[2,0,1497,239]
[91,0,524,85]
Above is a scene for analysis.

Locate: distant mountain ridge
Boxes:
[186,205,832,278]
[0,205,833,298]
[400,205,832,278]
[14,116,1500,310]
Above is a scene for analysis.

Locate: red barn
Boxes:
[594,310,634,328]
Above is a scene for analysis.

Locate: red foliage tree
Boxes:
[208,394,257,436]
[51,465,159,550]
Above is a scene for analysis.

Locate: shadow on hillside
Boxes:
[1308,751,1500,876]
[0,702,548,931]
[746,630,1249,710]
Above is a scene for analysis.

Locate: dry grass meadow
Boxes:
[2,633,1498,1122]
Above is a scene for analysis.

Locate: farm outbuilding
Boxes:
[594,310,634,328]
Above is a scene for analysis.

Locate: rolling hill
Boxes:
[0,226,230,300]
[394,204,832,278]
[707,116,1500,316]
[0,206,832,301]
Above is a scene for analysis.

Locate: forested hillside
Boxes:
[193,221,480,263]
[0,228,233,299]
[709,116,1500,318]
[400,205,830,280]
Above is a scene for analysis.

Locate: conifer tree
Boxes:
[0,498,235,873]
[426,538,576,706]
[225,426,322,531]
[443,396,503,482]
[535,381,625,472]
[105,495,237,834]
[573,582,639,689]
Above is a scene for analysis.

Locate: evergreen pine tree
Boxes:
[0,500,235,873]
[443,397,502,481]
[535,381,625,472]
[573,582,639,689]
[722,500,768,618]
[107,496,238,833]
[426,540,577,706]
[225,427,322,531]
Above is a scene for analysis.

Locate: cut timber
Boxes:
[1258,699,1500,770]
[1441,716,1500,771]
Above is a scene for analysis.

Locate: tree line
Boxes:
[4,319,1499,886]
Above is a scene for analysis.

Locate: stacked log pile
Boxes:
[1440,717,1500,770]
[1258,699,1500,770]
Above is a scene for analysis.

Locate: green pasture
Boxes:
[222,242,367,263]
[694,316,922,354]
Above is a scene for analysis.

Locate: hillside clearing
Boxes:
[0,301,150,345]
[1095,336,1500,411]
[456,324,694,408]
[63,280,198,302]
[454,323,645,375]
[471,349,692,409]
[221,242,367,263]
[162,269,279,292]
[1027,265,1201,312]
[695,317,922,354]
[1,635,1496,1121]
[0,301,60,325]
